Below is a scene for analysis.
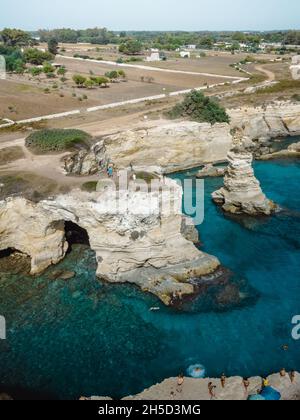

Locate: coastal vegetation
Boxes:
[25,129,92,152]
[81,181,98,192]
[167,90,230,124]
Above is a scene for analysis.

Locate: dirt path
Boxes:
[0,111,169,187]
[254,65,276,82]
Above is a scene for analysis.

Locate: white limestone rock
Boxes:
[0,178,220,305]
[212,149,277,215]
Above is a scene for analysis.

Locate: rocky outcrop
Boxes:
[229,103,300,141]
[83,371,300,401]
[196,164,225,178]
[63,121,232,175]
[260,141,300,160]
[63,140,108,175]
[63,104,300,176]
[0,178,220,305]
[212,149,277,215]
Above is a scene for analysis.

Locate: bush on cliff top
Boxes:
[167,90,230,125]
[25,129,92,152]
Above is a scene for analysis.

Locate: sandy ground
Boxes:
[0,114,171,188]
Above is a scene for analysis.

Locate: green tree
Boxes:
[167,90,230,125]
[23,48,54,65]
[119,39,143,55]
[72,74,87,87]
[105,70,119,80]
[48,38,59,55]
[90,76,109,87]
[0,28,32,46]
[84,79,96,89]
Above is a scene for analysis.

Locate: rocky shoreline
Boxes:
[62,102,300,176]
[83,371,300,401]
[0,177,220,305]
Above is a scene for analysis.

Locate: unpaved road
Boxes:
[254,65,276,82]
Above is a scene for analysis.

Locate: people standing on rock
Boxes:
[221,373,226,388]
[176,374,184,393]
[280,368,286,377]
[208,382,216,399]
[243,378,250,392]
[107,164,114,178]
[290,371,296,383]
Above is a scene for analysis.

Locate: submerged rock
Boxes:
[212,149,277,216]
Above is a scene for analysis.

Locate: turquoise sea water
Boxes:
[0,158,300,399]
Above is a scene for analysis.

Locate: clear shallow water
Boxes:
[0,158,300,399]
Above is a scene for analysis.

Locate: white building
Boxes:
[146,52,161,62]
[187,44,197,50]
[180,51,191,58]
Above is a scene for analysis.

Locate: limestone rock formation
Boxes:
[63,140,108,175]
[64,121,232,175]
[212,149,277,215]
[84,371,300,401]
[196,164,225,178]
[229,103,300,141]
[0,178,220,305]
[63,104,300,176]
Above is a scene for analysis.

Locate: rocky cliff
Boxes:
[212,149,277,215]
[63,103,300,176]
[229,102,300,141]
[64,121,232,175]
[0,178,220,305]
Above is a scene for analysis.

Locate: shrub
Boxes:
[105,70,119,80]
[25,129,92,152]
[167,90,230,124]
[43,62,55,73]
[29,66,43,76]
[72,74,87,87]
[46,72,56,79]
[57,66,66,76]
[292,93,300,102]
[84,79,96,89]
[81,181,98,192]
[90,76,109,87]
[23,48,54,65]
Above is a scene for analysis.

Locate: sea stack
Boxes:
[212,148,277,216]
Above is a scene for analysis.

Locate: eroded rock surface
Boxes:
[212,149,277,215]
[196,164,225,178]
[0,178,219,304]
[84,371,300,401]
